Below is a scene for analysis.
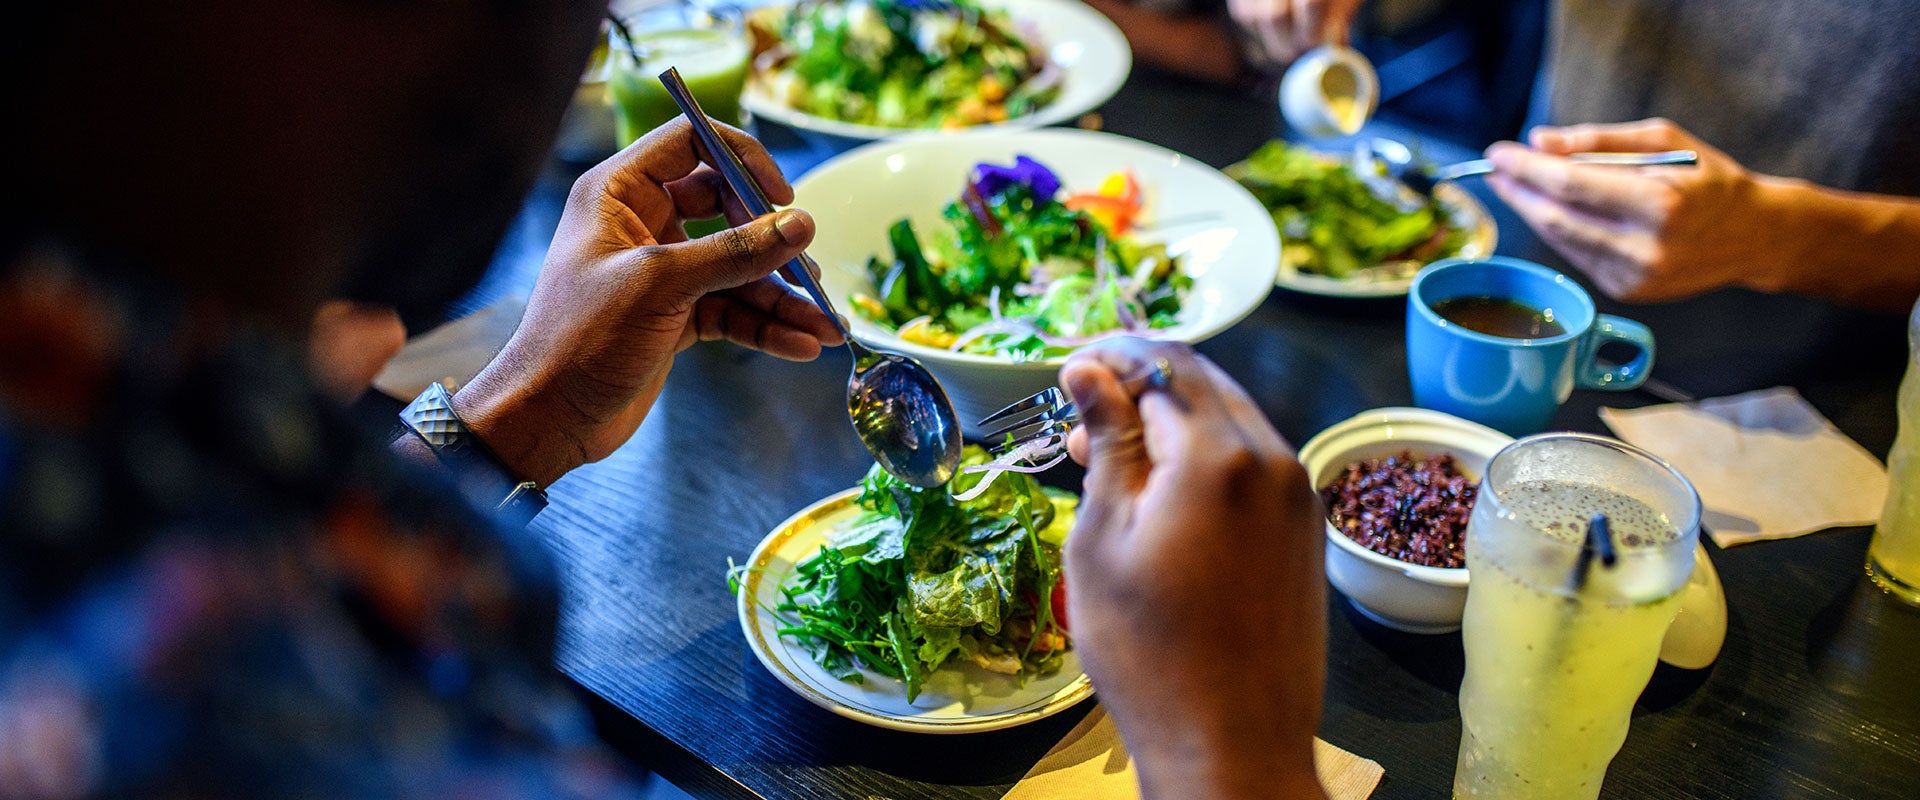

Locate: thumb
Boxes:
[1062,357,1151,503]
[641,209,815,300]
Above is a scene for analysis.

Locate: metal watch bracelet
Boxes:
[398,382,548,527]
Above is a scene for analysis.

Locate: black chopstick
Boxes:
[657,67,835,312]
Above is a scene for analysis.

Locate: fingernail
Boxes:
[774,209,812,245]
[1061,362,1103,405]
[1062,370,1094,406]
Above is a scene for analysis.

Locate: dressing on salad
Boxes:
[850,155,1191,361]
[744,448,1074,702]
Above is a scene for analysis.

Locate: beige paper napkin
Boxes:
[371,295,528,401]
[1003,706,1384,800]
[1599,387,1889,547]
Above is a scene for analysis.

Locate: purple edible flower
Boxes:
[971,155,1062,203]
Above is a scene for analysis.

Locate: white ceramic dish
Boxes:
[795,128,1280,431]
[1301,408,1728,667]
[742,0,1131,143]
[1224,156,1498,299]
[736,488,1093,733]
[1298,407,1511,633]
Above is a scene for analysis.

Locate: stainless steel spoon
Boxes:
[659,68,963,488]
[1359,137,1699,199]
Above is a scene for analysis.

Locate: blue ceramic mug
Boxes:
[1407,257,1654,435]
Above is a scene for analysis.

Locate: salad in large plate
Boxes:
[740,447,1074,702]
[849,155,1191,361]
[746,0,1061,130]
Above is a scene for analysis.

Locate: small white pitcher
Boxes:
[1279,44,1380,139]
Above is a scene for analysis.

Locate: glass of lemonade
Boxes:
[1868,300,1920,605]
[605,3,750,147]
[1454,433,1701,800]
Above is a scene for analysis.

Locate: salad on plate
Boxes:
[849,154,1191,361]
[747,0,1061,130]
[1230,140,1470,281]
[740,448,1074,702]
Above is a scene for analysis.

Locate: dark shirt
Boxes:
[0,253,642,798]
[1547,0,1920,196]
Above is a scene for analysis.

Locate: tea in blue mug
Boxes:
[1407,257,1654,435]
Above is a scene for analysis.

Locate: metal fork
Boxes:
[976,358,1174,461]
[1359,137,1699,199]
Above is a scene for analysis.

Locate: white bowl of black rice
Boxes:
[1298,407,1513,634]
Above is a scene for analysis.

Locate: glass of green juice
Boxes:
[605,4,750,147]
[1453,433,1700,800]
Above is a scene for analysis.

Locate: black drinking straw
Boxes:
[1570,512,1618,592]
[658,68,840,317]
[606,12,647,66]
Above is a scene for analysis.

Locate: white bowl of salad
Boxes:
[794,128,1281,431]
[742,0,1131,142]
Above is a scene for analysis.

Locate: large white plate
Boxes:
[795,128,1279,430]
[736,489,1094,734]
[1226,158,1499,299]
[742,0,1132,141]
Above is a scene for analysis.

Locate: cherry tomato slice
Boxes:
[1049,575,1069,633]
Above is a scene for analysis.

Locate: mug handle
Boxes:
[1575,314,1655,390]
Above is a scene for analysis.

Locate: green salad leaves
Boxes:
[1233,140,1466,279]
[850,156,1190,362]
[758,448,1074,701]
[749,0,1060,129]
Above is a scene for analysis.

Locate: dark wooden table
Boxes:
[489,65,1920,799]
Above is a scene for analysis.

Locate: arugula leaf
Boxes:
[830,515,906,563]
[886,610,925,700]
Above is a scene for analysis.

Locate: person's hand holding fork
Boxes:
[1059,338,1331,800]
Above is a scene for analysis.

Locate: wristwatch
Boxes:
[398,382,548,527]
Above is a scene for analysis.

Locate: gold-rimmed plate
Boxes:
[736,489,1093,734]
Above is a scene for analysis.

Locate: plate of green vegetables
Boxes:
[734,449,1088,733]
[1227,140,1497,298]
[741,0,1130,141]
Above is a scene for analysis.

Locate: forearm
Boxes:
[1752,177,1920,311]
[1082,0,1244,85]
